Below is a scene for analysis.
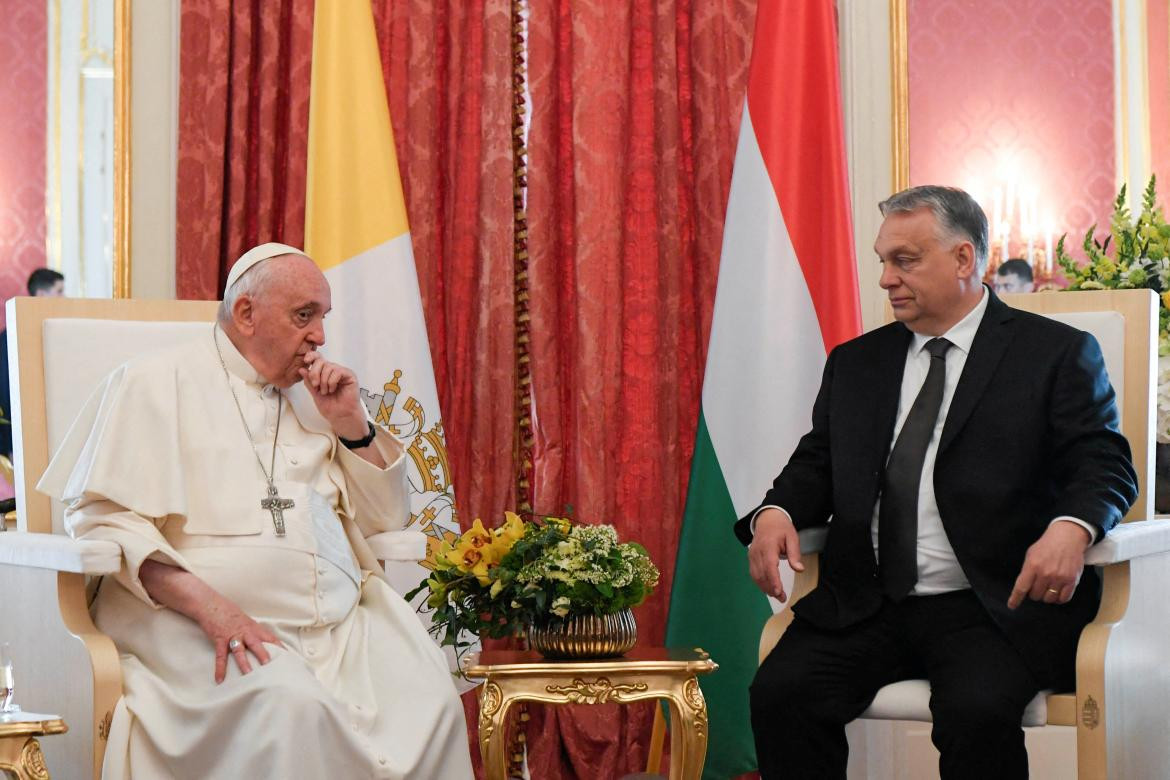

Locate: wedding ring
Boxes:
[228,638,243,651]
[1046,588,1059,595]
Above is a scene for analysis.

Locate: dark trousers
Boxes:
[749,590,1044,780]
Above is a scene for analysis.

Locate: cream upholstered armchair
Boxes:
[0,298,426,780]
[758,289,1170,779]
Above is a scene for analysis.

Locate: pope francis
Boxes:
[37,244,474,779]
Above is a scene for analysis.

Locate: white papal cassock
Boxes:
[38,324,473,780]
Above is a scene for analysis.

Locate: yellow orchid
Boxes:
[435,540,459,569]
[442,520,490,568]
[440,518,487,566]
[462,518,493,550]
[493,511,528,549]
[451,519,509,584]
[467,552,499,586]
[545,516,572,534]
[446,539,499,585]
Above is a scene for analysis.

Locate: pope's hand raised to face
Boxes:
[298,351,369,441]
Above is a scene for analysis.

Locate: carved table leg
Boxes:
[478,681,518,780]
[0,736,51,780]
[664,677,709,780]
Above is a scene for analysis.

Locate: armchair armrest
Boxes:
[0,533,120,574]
[791,519,1170,566]
[798,527,828,555]
[1084,518,1170,566]
[365,530,427,562]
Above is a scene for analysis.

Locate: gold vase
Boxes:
[527,608,637,659]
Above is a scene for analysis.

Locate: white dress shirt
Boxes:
[752,286,1095,594]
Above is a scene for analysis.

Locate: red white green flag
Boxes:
[664,2,862,775]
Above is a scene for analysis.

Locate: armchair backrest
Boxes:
[883,289,1156,521]
[999,289,1156,522]
[7,297,220,534]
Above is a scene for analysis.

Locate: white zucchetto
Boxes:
[224,242,310,293]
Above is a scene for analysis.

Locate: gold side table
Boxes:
[464,647,717,780]
[0,713,67,780]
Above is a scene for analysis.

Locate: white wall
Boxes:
[839,0,895,334]
[127,0,179,299]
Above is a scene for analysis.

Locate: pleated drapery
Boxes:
[175,0,314,300]
[522,1,756,774]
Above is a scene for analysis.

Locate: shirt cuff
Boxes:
[1050,515,1098,544]
[749,505,793,538]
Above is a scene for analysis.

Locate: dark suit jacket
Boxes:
[735,291,1138,685]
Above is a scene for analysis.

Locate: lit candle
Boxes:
[993,188,1003,238]
[1044,225,1053,275]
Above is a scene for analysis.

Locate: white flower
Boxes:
[550,596,571,617]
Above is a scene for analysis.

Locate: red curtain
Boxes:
[523,0,756,776]
[370,0,518,526]
[369,5,518,770]
[175,0,314,300]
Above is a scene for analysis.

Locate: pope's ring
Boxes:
[1046,588,1059,595]
[228,638,243,651]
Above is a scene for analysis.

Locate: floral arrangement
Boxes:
[1055,175,1170,441]
[406,512,660,657]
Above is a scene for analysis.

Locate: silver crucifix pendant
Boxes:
[260,483,294,537]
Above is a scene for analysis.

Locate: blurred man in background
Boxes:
[0,268,66,458]
[994,258,1034,295]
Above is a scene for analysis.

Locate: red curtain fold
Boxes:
[175,0,314,300]
[524,0,756,776]
[370,0,518,526]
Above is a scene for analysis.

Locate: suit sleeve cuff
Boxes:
[1050,515,1098,544]
[749,505,793,539]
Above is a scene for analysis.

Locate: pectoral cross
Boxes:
[261,483,295,537]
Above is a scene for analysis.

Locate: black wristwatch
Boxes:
[338,421,377,450]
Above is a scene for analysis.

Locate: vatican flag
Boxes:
[305,1,461,634]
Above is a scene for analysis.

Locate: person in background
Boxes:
[26,268,65,298]
[0,268,66,458]
[994,258,1034,294]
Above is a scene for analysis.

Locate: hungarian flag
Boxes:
[664,2,862,776]
[304,1,462,618]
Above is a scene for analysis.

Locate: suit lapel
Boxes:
[938,294,1016,454]
[869,325,913,467]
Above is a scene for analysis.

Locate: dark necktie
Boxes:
[879,337,952,601]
